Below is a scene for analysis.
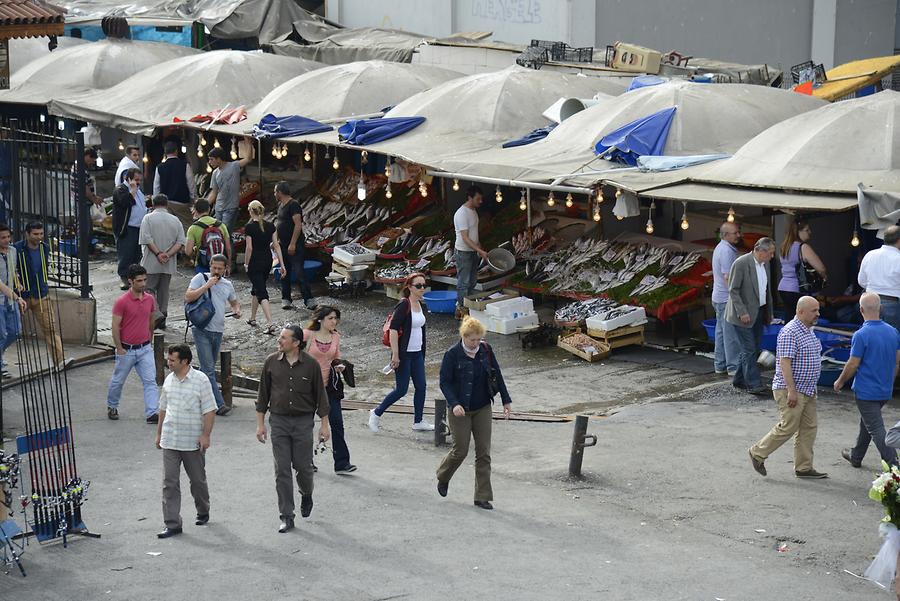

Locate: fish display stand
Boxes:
[557,330,611,363]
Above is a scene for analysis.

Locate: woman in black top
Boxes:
[436,316,511,510]
[243,200,285,335]
[368,272,433,433]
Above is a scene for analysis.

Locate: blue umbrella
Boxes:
[502,123,557,148]
[338,116,425,145]
[594,106,677,166]
[627,75,667,92]
[252,114,332,139]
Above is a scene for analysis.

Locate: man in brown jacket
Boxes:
[256,324,330,533]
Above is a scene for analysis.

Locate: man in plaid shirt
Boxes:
[749,296,827,479]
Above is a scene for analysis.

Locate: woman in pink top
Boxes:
[304,306,355,474]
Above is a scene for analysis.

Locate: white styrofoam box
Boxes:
[468,309,539,335]
[585,306,647,332]
[333,244,377,265]
[485,296,534,318]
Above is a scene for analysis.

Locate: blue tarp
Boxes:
[338,116,425,145]
[627,75,667,92]
[594,107,677,166]
[252,114,332,139]
[502,123,557,148]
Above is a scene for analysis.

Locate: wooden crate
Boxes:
[557,332,611,363]
[586,324,645,349]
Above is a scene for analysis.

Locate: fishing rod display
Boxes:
[0,450,26,576]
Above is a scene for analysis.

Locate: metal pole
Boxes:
[75,132,90,298]
[153,333,165,386]
[220,350,232,409]
[434,398,448,447]
[568,415,597,478]
[526,187,532,253]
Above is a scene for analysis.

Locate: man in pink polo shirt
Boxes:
[107,264,159,423]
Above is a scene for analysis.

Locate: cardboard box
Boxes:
[611,42,662,74]
[463,288,520,311]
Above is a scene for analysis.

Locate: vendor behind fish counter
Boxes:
[454,186,489,319]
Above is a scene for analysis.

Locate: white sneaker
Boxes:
[367,410,380,433]
[412,420,434,431]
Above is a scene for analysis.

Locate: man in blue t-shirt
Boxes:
[835,292,900,467]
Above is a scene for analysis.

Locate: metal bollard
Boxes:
[434,398,449,447]
[568,415,597,478]
[153,333,166,385]
[220,350,232,409]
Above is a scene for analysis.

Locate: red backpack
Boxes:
[381,298,409,346]
[195,219,226,266]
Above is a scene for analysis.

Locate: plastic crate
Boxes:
[516,46,548,70]
[790,61,827,85]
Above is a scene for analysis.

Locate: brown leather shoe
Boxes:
[795,469,828,479]
[841,448,861,468]
[749,449,766,476]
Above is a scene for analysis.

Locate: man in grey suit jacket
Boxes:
[726,237,776,394]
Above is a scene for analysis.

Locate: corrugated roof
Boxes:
[0,0,65,26]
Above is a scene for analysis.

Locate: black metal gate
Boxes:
[0,115,91,299]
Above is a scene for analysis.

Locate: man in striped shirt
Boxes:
[749,296,827,479]
[155,344,217,539]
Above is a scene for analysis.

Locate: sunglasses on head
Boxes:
[411,283,427,289]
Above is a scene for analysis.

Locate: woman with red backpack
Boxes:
[369,272,433,433]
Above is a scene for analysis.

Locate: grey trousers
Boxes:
[851,399,898,466]
[270,412,315,520]
[162,448,209,529]
[145,272,171,318]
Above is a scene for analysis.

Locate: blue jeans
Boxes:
[732,312,764,389]
[279,243,312,303]
[328,390,351,470]
[851,399,897,466]
[881,299,899,332]
[193,327,225,409]
[455,250,479,307]
[375,350,426,423]
[712,301,739,374]
[106,344,159,417]
[216,208,238,242]
[0,302,20,368]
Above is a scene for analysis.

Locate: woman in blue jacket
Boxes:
[436,316,512,510]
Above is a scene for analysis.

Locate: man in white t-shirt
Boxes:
[115,146,141,186]
[453,185,489,318]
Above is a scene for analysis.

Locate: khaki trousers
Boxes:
[145,273,171,318]
[162,448,210,529]
[751,389,818,472]
[437,404,493,502]
[25,297,64,365]
[270,412,315,520]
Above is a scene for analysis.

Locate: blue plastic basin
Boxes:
[423,290,457,314]
[702,318,780,351]
[274,259,322,283]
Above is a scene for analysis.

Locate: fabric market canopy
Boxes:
[687,90,900,194]
[631,182,857,212]
[8,35,88,75]
[47,50,321,136]
[0,38,199,105]
[198,60,461,139]
[431,80,826,185]
[268,28,431,65]
[291,66,605,167]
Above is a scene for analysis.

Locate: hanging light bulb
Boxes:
[646,200,656,234]
[384,158,391,178]
[452,178,460,192]
[57,119,65,131]
[303,146,311,162]
[361,150,368,164]
[229,138,238,161]
[117,139,125,151]
[519,190,527,211]
[616,214,624,221]
[418,180,428,197]
[95,153,104,169]
[181,144,187,154]
[495,185,503,203]
[332,155,340,170]
[645,218,654,235]
[385,184,393,199]
[547,191,555,207]
[213,138,220,149]
[199,133,207,147]
[142,152,149,164]
[357,173,366,201]
[271,145,278,158]
[281,143,288,157]
[196,145,204,158]
[727,207,736,223]
[206,164,212,173]
[565,193,573,208]
[39,114,46,123]
[593,208,601,222]
[850,230,861,247]
[615,188,622,198]
[680,202,690,230]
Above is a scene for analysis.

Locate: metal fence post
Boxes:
[220,350,232,409]
[568,415,597,478]
[74,131,90,299]
[154,333,165,386]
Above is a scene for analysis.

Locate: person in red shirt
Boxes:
[107,264,159,423]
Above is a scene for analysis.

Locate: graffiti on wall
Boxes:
[470,0,542,24]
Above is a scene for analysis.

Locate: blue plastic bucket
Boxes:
[274,259,323,283]
[423,290,457,314]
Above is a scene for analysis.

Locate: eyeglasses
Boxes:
[411,283,427,289]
